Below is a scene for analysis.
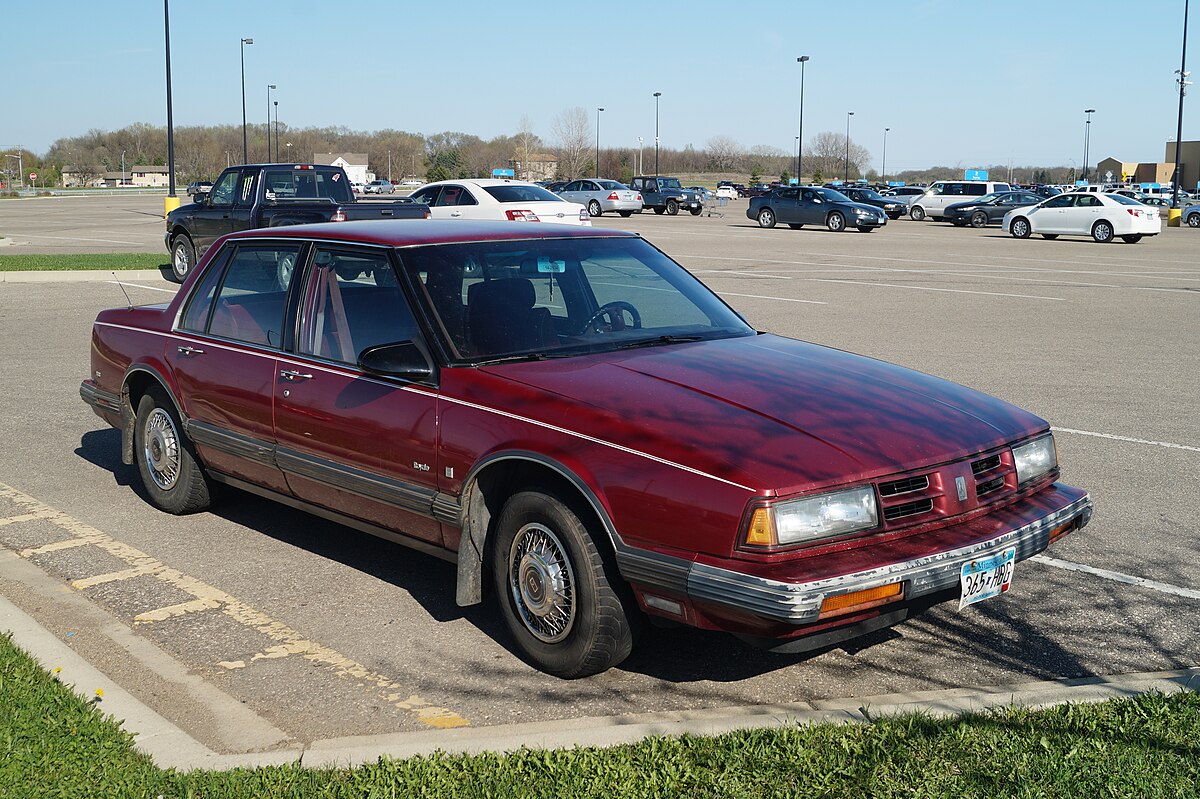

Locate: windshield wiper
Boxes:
[473,352,550,366]
[615,335,705,351]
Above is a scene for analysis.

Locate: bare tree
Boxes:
[705,135,742,172]
[552,107,590,180]
[807,131,872,181]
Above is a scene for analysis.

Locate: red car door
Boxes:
[271,244,444,546]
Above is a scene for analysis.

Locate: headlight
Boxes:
[744,486,878,549]
[1012,434,1057,485]
[853,207,871,215]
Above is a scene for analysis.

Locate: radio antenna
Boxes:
[112,273,133,308]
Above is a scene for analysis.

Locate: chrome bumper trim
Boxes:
[80,381,121,414]
[685,493,1092,624]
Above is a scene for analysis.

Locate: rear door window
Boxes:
[965,184,987,196]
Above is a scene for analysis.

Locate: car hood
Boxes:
[480,334,1047,495]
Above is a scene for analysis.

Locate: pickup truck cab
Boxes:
[165,164,429,281]
[629,176,704,216]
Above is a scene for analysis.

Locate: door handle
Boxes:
[450,211,463,217]
[177,346,205,356]
[279,370,313,381]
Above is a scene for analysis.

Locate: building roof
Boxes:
[315,152,368,166]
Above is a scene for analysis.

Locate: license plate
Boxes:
[958,546,1016,609]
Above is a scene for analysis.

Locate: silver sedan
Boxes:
[554,179,643,217]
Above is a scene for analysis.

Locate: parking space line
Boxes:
[107,281,176,294]
[0,482,470,729]
[72,563,162,590]
[1032,555,1200,600]
[804,278,1067,302]
[1051,427,1200,453]
[719,291,827,305]
[0,511,58,527]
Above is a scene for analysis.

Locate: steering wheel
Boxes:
[583,301,642,334]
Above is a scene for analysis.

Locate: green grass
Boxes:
[0,253,167,271]
[3,632,1198,798]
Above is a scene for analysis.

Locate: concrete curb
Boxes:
[0,269,172,284]
[3,583,1196,771]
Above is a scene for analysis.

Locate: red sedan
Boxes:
[81,220,1091,677]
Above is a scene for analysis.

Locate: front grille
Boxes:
[883,498,935,521]
[972,454,1002,476]
[878,475,929,497]
[976,476,1005,496]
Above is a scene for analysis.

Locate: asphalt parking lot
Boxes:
[1,194,1197,758]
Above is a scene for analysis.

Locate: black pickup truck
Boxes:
[164,164,429,281]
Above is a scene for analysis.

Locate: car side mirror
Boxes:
[358,341,434,382]
[192,191,208,203]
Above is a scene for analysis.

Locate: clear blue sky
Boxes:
[2,0,1194,172]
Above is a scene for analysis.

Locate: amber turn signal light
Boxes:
[744,507,776,547]
[819,582,903,619]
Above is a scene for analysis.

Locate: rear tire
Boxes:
[618,211,633,218]
[1041,234,1058,240]
[1186,212,1200,227]
[653,206,665,215]
[856,226,875,232]
[1092,220,1115,243]
[170,236,195,283]
[787,223,804,229]
[587,200,602,218]
[1121,234,1143,244]
[491,490,636,678]
[689,206,702,216]
[1010,217,1032,239]
[757,208,776,228]
[910,205,926,221]
[134,387,211,515]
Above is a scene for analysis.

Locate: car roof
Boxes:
[221,219,635,248]
[420,178,543,188]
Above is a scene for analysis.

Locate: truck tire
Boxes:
[170,235,196,283]
[666,199,679,215]
[653,207,665,215]
[689,206,702,216]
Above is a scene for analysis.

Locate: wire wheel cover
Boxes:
[508,523,577,643]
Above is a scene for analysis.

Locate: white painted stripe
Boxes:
[720,291,826,305]
[1051,427,1200,453]
[1031,555,1200,600]
[805,278,1067,302]
[107,280,177,294]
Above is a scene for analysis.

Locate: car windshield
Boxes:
[817,188,850,202]
[263,167,353,203]
[975,192,1004,203]
[483,185,564,203]
[658,178,683,189]
[399,237,755,362]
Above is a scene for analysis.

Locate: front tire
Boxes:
[1121,234,1143,244]
[653,206,665,215]
[587,200,602,218]
[491,490,635,678]
[757,208,776,228]
[1092,220,1115,243]
[666,199,679,215]
[910,205,926,221]
[170,236,195,283]
[1041,234,1058,240]
[827,212,846,232]
[1010,217,1032,239]
[1187,212,1200,227]
[787,223,804,229]
[689,206,702,216]
[970,211,989,228]
[856,226,875,232]
[134,387,211,515]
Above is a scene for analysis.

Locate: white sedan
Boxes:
[1002,192,1160,243]
[408,179,590,226]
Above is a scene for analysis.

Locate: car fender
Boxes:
[119,360,186,466]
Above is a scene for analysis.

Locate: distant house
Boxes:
[314,152,371,184]
[514,154,558,182]
[66,165,174,188]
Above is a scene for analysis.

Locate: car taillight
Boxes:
[293,165,313,170]
[505,209,540,222]
[424,210,431,219]
[636,193,642,201]
[1126,209,1142,217]
[607,192,620,200]
[579,208,590,222]
[331,209,346,222]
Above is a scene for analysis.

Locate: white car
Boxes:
[408,179,590,226]
[1003,192,1161,243]
[351,182,367,194]
[715,185,738,200]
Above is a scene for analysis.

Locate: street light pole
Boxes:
[164,0,177,203]
[882,128,890,183]
[240,37,254,164]
[653,92,662,178]
[596,107,604,178]
[273,100,279,161]
[1082,108,1095,183]
[1171,0,1190,210]
[637,137,643,175]
[796,55,809,182]
[844,111,854,183]
[267,84,276,162]
[121,150,125,186]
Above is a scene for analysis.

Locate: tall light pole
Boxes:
[164,0,177,207]
[266,84,276,162]
[796,56,809,182]
[120,149,125,186]
[1172,0,1190,210]
[653,92,662,178]
[1082,108,1095,183]
[844,111,854,183]
[596,107,604,178]
[273,100,279,161]
[240,37,254,164]
[882,127,890,183]
[637,136,643,175]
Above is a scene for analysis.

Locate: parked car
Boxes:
[81,219,1091,677]
[398,179,423,188]
[408,179,590,226]
[881,186,925,199]
[1003,192,1161,243]
[164,164,429,282]
[1137,195,1171,208]
[715,185,738,200]
[909,180,1013,221]
[836,187,909,219]
[553,178,642,217]
[351,182,366,194]
[185,180,213,197]
[1185,202,1200,226]
[628,176,704,215]
[748,186,888,232]
[942,191,1043,227]
[687,186,714,200]
[365,179,395,194]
